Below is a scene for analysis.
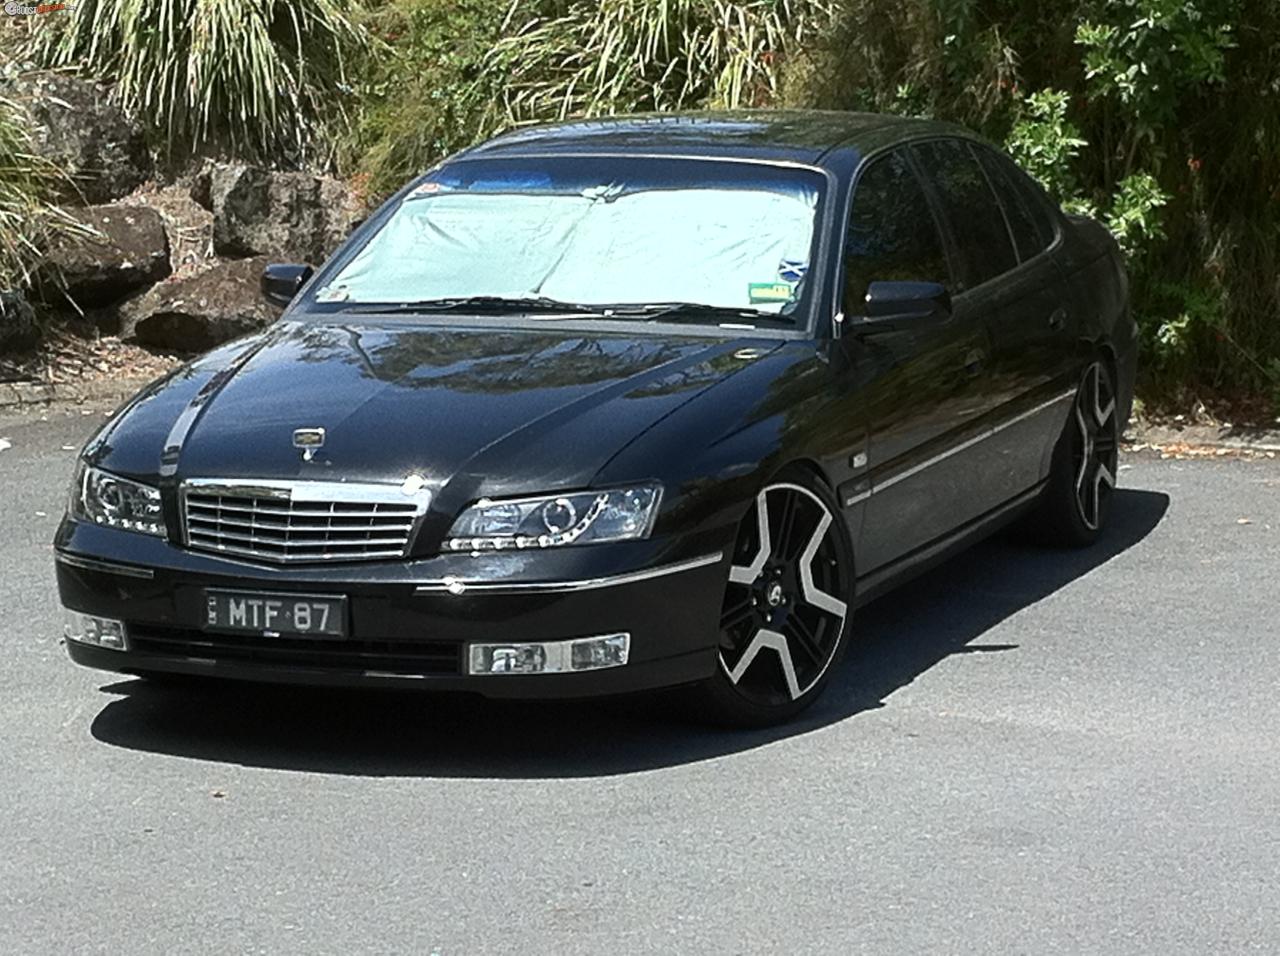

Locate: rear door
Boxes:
[970,144,1080,485]
[841,147,996,573]
[909,137,1065,514]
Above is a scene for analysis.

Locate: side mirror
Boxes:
[857,280,951,334]
[261,263,314,309]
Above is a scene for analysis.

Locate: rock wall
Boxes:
[13,73,365,355]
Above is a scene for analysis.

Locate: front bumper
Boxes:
[54,519,728,698]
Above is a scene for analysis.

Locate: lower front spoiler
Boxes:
[56,531,730,699]
[65,639,717,699]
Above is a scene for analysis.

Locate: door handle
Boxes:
[1048,308,1067,331]
[962,348,985,377]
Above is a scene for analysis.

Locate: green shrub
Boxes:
[1075,0,1233,127]
[1104,172,1168,257]
[340,0,512,196]
[1004,90,1093,215]
[28,0,372,165]
[789,0,1279,412]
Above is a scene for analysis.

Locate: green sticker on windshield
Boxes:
[748,282,795,304]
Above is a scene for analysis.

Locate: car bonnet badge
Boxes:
[292,427,326,461]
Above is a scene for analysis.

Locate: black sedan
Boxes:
[55,111,1134,725]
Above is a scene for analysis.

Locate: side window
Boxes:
[1009,162,1060,252]
[912,139,1017,290]
[844,149,950,315]
[974,146,1056,260]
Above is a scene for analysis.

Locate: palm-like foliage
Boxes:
[29,0,371,162]
[494,0,833,123]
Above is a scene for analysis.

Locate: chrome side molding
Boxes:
[844,389,1074,507]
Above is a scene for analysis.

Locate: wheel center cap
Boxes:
[765,581,784,607]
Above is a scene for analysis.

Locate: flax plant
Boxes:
[494,0,834,123]
[28,0,371,163]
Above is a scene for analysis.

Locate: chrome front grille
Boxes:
[181,479,430,564]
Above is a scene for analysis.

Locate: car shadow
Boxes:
[89,488,1170,778]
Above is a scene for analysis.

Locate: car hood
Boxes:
[92,320,777,499]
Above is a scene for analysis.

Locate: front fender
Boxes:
[595,343,831,546]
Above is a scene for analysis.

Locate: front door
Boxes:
[837,146,997,574]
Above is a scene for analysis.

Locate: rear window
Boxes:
[974,146,1057,260]
[912,139,1018,290]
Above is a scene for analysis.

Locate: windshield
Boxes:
[311,157,826,323]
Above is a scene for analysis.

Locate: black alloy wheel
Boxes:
[701,471,853,725]
[1031,358,1120,547]
[1070,361,1119,532]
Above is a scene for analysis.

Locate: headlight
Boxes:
[71,463,167,537]
[444,484,661,551]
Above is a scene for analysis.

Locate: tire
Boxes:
[1029,359,1120,547]
[696,466,855,727]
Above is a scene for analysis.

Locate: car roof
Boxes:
[461,110,976,167]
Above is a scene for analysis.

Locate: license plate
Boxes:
[203,589,347,639]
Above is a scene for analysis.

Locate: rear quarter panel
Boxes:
[1055,215,1137,428]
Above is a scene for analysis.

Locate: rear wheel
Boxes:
[1031,359,1119,547]
[698,470,853,726]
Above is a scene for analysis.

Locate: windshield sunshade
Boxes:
[315,158,824,319]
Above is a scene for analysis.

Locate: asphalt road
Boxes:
[2,403,1278,954]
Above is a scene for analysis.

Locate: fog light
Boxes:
[63,610,128,650]
[469,632,630,675]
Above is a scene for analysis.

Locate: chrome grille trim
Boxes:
[55,551,156,580]
[180,478,432,565]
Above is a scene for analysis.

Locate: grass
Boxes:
[0,92,90,298]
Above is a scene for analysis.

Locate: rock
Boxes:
[210,165,361,263]
[319,177,363,244]
[13,73,152,204]
[119,257,277,352]
[42,203,171,309]
[189,162,215,211]
[0,290,39,351]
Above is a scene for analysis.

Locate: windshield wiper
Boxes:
[600,302,796,326]
[337,295,608,316]
[334,296,795,326]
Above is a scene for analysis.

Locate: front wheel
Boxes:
[697,470,854,726]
